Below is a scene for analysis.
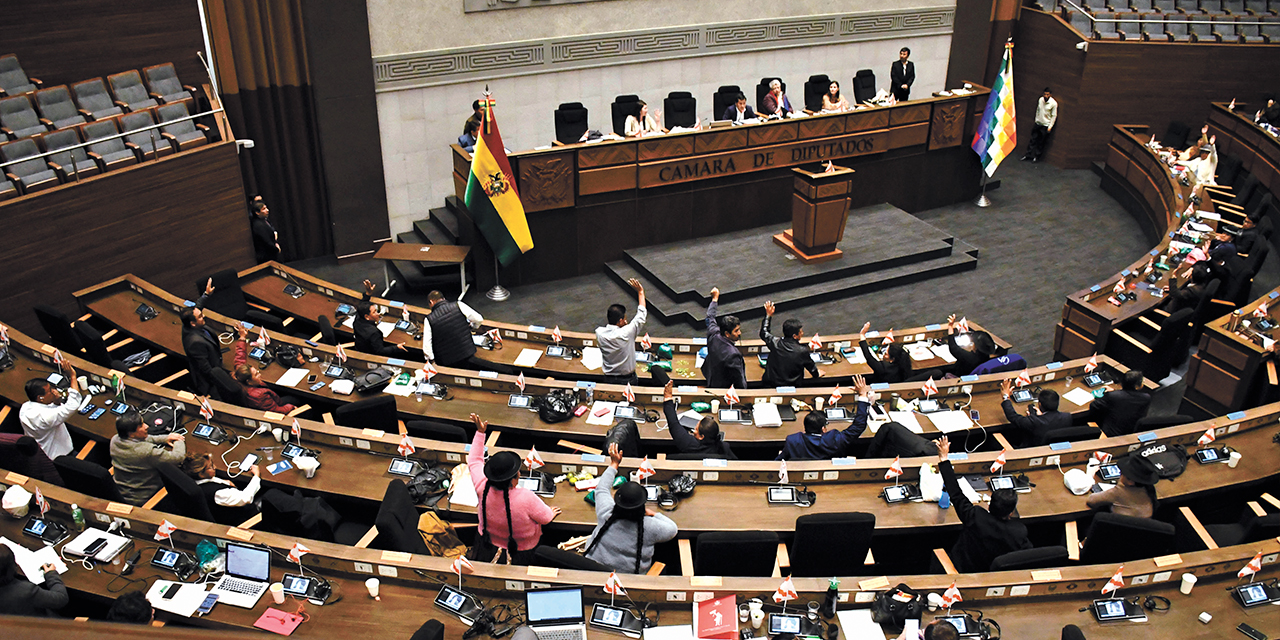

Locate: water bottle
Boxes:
[821,577,840,619]
[71,503,85,530]
[938,490,951,510]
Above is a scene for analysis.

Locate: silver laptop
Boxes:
[526,587,587,640]
[209,543,272,608]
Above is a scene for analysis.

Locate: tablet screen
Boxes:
[388,459,416,476]
[282,575,312,597]
[281,444,305,459]
[324,365,345,377]
[769,614,802,635]
[1197,448,1219,462]
[194,424,215,437]
[248,347,267,360]
[884,486,908,502]
[614,405,638,419]
[719,409,741,422]
[645,485,661,501]
[517,477,542,492]
[546,345,567,357]
[1240,584,1269,605]
[593,606,625,626]
[24,520,47,536]
[508,395,532,408]
[937,616,970,633]
[1098,464,1120,481]
[154,549,180,568]
[989,476,1014,491]
[768,486,796,502]
[1095,599,1127,620]
[825,407,848,420]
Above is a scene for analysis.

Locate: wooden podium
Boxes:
[773,164,854,264]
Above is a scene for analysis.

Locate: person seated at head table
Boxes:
[353,278,408,357]
[821,80,850,112]
[760,79,794,117]
[999,377,1071,447]
[0,546,67,618]
[760,301,822,387]
[659,378,737,459]
[583,443,679,574]
[722,93,757,124]
[180,452,263,524]
[468,413,561,565]
[231,324,305,413]
[935,436,1033,572]
[858,322,912,383]
[1086,453,1159,519]
[777,375,873,461]
[458,118,478,153]
[106,590,154,624]
[624,100,665,138]
[19,360,82,461]
[1085,370,1151,437]
[110,409,186,506]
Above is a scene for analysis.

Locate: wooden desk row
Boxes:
[3,327,1275,535]
[1184,284,1280,416]
[1208,102,1280,198]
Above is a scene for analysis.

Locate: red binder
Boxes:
[693,594,738,639]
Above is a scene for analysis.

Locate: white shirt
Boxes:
[197,475,262,508]
[595,305,647,376]
[1181,145,1218,186]
[1035,96,1058,129]
[19,388,81,460]
[421,300,484,362]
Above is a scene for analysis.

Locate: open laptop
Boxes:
[526,586,587,640]
[209,542,272,608]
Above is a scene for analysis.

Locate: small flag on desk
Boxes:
[1197,427,1216,446]
[451,556,474,576]
[773,577,798,603]
[885,456,903,480]
[524,446,544,471]
[53,349,64,367]
[423,361,438,381]
[922,377,939,398]
[287,542,311,563]
[882,330,895,345]
[154,519,177,541]
[637,456,656,481]
[1093,450,1112,464]
[487,328,503,345]
[942,582,963,608]
[623,383,635,404]
[0,323,9,344]
[199,396,214,420]
[1255,302,1269,318]
[336,343,348,363]
[258,327,271,347]
[1229,98,1237,110]
[829,387,843,407]
[808,334,822,351]
[1113,280,1125,295]
[957,317,970,333]
[34,486,49,516]
[1239,552,1263,578]
[398,433,416,458]
[779,459,789,485]
[1016,369,1031,387]
[724,386,740,406]
[1084,354,1098,373]
[640,333,652,350]
[291,418,302,439]
[604,572,626,596]
[516,371,526,393]
[1101,565,1125,595]
[551,326,562,343]
[991,449,1008,474]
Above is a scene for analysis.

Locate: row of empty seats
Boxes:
[1047,0,1279,14]
[1051,0,1280,41]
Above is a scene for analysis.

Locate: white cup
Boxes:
[738,603,750,623]
[295,456,319,479]
[748,599,764,629]
[927,592,944,611]
[270,582,285,604]
[365,577,380,599]
[815,397,825,410]
[272,428,283,443]
[1180,573,1197,595]
[1228,451,1242,468]
[710,400,720,413]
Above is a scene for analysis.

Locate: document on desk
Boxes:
[580,346,603,371]
[0,537,68,584]
[929,344,957,363]
[340,315,355,329]
[377,321,396,337]
[274,368,310,388]
[928,410,975,433]
[449,466,479,507]
[513,348,543,368]
[586,401,620,426]
[836,609,884,639]
[1062,387,1097,407]
[907,343,934,361]
[146,580,210,617]
[888,411,924,434]
[643,624,693,640]
[382,379,415,397]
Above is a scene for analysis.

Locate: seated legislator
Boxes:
[0,434,61,485]
[0,546,67,618]
[822,80,850,112]
[858,322,911,383]
[423,289,485,368]
[1000,378,1071,447]
[180,282,230,399]
[945,315,1004,375]
[353,279,408,357]
[180,453,263,524]
[458,118,478,153]
[1216,209,1262,256]
[110,410,187,506]
[661,381,736,459]
[722,93,756,124]
[231,325,304,412]
[468,414,560,564]
[583,443,679,574]
[1175,130,1216,195]
[1086,454,1158,519]
[701,287,747,389]
[759,301,821,387]
[777,375,872,461]
[19,360,81,460]
[595,278,647,385]
[1085,370,1151,437]
[935,436,1032,572]
[623,100,664,138]
[761,79,794,117]
[1160,262,1213,314]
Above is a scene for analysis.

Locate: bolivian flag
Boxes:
[465,96,533,266]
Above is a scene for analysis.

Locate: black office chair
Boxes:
[789,512,875,577]
[755,78,785,115]
[334,395,399,432]
[989,546,1070,571]
[73,323,128,370]
[711,85,742,121]
[1080,513,1176,564]
[852,69,877,105]
[405,420,468,443]
[1036,426,1101,447]
[200,269,286,332]
[1188,278,1222,345]
[610,95,641,136]
[410,619,445,640]
[258,488,365,544]
[663,91,696,128]
[1133,414,1194,433]
[156,463,217,523]
[52,456,125,502]
[211,368,250,408]
[1203,507,1280,547]
[1162,121,1191,149]
[693,531,778,577]
[317,315,337,346]
[532,545,611,572]
[1214,153,1243,189]
[667,452,727,460]
[32,304,83,354]
[802,74,830,112]
[553,102,588,145]
[1108,308,1192,384]
[373,479,430,554]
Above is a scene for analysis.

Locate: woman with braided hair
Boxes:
[583,443,678,574]
[468,413,560,564]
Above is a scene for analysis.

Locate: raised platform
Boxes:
[605,203,980,326]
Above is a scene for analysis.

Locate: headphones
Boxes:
[1133,595,1171,612]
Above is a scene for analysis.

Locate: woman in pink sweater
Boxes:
[468,413,560,564]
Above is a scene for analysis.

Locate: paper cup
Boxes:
[365,578,380,599]
[815,397,825,410]
[1228,451,1242,468]
[927,592,944,611]
[272,428,284,443]
[270,582,285,604]
[294,456,319,479]
[1180,573,1197,595]
[710,400,720,413]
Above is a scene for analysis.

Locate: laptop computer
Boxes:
[209,542,272,608]
[526,586,587,640]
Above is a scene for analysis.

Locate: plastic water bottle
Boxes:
[71,503,85,530]
[821,577,840,619]
[938,491,951,510]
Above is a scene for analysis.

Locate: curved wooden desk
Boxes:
[1207,101,1280,197]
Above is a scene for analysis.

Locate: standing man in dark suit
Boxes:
[700,287,747,389]
[249,198,280,264]
[759,301,821,387]
[353,279,407,357]
[935,436,1032,572]
[890,47,915,102]
[180,280,227,399]
[1000,378,1072,447]
[1085,370,1151,437]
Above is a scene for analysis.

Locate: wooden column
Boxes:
[773,164,854,264]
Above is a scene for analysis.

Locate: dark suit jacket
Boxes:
[250,216,279,264]
[760,316,819,386]
[890,60,915,98]
[1086,389,1151,437]
[940,460,1032,572]
[947,334,988,376]
[353,292,403,357]
[722,104,757,122]
[662,400,737,459]
[182,324,226,397]
[0,570,68,616]
[700,300,747,390]
[860,339,910,383]
[1001,399,1072,446]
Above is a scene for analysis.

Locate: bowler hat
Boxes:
[484,451,521,483]
[614,481,647,518]
[1117,454,1159,486]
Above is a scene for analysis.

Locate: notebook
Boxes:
[526,586,587,640]
[209,542,272,608]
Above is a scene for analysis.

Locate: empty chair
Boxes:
[156,101,210,152]
[1133,414,1194,432]
[1203,505,1280,546]
[70,78,123,120]
[852,69,877,104]
[1214,15,1245,40]
[0,95,49,139]
[789,513,875,577]
[1242,0,1267,11]
[1036,426,1102,447]
[989,546,1070,571]
[81,119,140,172]
[1164,12,1195,37]
[532,546,611,572]
[663,91,697,128]
[200,268,286,330]
[1109,308,1193,383]
[1116,12,1148,37]
[1162,120,1191,148]
[1223,0,1245,11]
[552,102,588,145]
[1080,513,1176,563]
[0,55,41,96]
[1174,0,1203,11]
[755,77,785,115]
[40,128,99,181]
[404,420,468,443]
[0,138,60,194]
[802,74,830,112]
[0,176,15,201]
[73,323,127,370]
[372,480,430,554]
[119,110,172,160]
[52,456,126,502]
[1263,14,1280,41]
[142,63,196,106]
[1153,0,1176,10]
[1190,16,1222,38]
[32,304,82,353]
[156,463,217,522]
[711,85,741,121]
[1215,153,1243,186]
[693,531,779,577]
[1068,9,1095,34]
[1095,12,1126,37]
[1188,278,1222,344]
[317,315,337,346]
[1201,0,1225,10]
[107,69,159,112]
[33,86,86,130]
[334,395,399,432]
[610,94,641,136]
[1236,15,1268,42]
[1130,0,1155,10]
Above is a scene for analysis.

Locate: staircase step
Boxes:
[430,204,462,243]
[412,218,453,246]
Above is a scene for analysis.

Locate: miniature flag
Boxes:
[829,387,843,406]
[1254,302,1269,318]
[623,383,635,403]
[424,361,438,381]
[199,396,214,420]
[991,449,1008,474]
[258,327,272,347]
[398,433,416,458]
[1084,354,1098,373]
[0,323,8,343]
[942,582,963,608]
[779,459,789,485]
[291,418,302,439]
[34,486,48,516]
[154,519,177,541]
[113,374,126,398]
[336,343,348,363]
[885,456,903,480]
[1229,98,1237,110]
[524,447,544,470]
[403,308,411,322]
[1238,552,1263,578]
[773,577,798,602]
[1016,369,1031,387]
[957,317,970,333]
[637,456,656,481]
[287,542,311,563]
[551,326,562,343]
[1101,565,1125,594]
[1113,280,1125,294]
[823,160,836,174]
[487,328,503,344]
[451,555,474,576]
[604,572,627,596]
[724,386,740,406]
[882,330,895,345]
[922,377,939,398]
[808,333,822,350]
[640,333,652,350]
[516,371,526,393]
[53,349,64,366]
[1197,427,1216,446]
[1093,451,1112,464]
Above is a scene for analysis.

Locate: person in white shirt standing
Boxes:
[595,279,647,385]
[19,361,82,460]
[1023,87,1058,163]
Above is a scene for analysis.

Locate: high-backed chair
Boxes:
[1162,120,1191,148]
[334,395,399,432]
[405,420,468,443]
[1130,0,1155,12]
[70,78,124,121]
[1109,307,1193,383]
[317,315,337,346]
[52,456,125,502]
[532,546,611,572]
[1188,278,1222,344]
[755,78,785,115]
[73,323,127,370]
[372,479,430,554]
[1079,513,1176,563]
[1036,426,1102,447]
[1094,12,1126,38]
[107,69,159,112]
[1203,505,1280,546]
[1133,414,1194,433]
[0,95,49,140]
[1200,0,1224,11]
[852,70,877,105]
[802,74,830,112]
[213,368,251,408]
[1212,15,1243,41]
[1255,15,1279,42]
[0,55,41,96]
[40,128,100,181]
[1174,0,1204,11]
[1115,13,1148,40]
[1189,16,1222,39]
[663,91,697,128]
[33,86,86,130]
[1153,0,1176,11]
[610,94,641,136]
[156,463,217,522]
[1164,13,1196,39]
[0,138,60,194]
[1215,153,1243,187]
[120,110,172,160]
[201,268,286,330]
[32,304,83,353]
[156,101,210,152]
[1221,0,1244,11]
[1068,9,1094,35]
[789,513,875,577]
[693,531,779,577]
[989,546,1070,571]
[552,102,588,145]
[80,119,138,173]
[0,176,15,201]
[142,63,196,106]
[711,85,741,121]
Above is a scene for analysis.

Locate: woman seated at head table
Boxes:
[624,100,666,138]
[822,80,851,112]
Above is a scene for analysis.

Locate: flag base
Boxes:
[486,284,511,301]
[973,193,992,207]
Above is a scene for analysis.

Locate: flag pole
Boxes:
[973,172,992,208]
[486,252,511,301]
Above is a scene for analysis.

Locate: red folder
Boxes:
[254,608,305,636]
[693,594,738,639]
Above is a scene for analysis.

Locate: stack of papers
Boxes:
[0,537,67,584]
[146,580,210,617]
[377,321,396,337]
[585,401,619,426]
[513,348,542,368]
[929,344,958,363]
[275,368,310,388]
[382,379,416,397]
[1062,387,1097,407]
[752,403,782,427]
[449,465,479,507]
[928,410,976,433]
[906,343,934,361]
[836,609,884,639]
[888,411,924,433]
[581,347,603,371]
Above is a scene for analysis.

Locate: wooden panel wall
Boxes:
[0,0,207,90]
[1016,9,1280,168]
[0,142,252,336]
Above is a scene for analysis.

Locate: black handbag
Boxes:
[1136,442,1188,479]
[536,389,576,423]
[352,367,395,393]
[871,583,925,632]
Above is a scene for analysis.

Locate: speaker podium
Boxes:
[773,164,854,264]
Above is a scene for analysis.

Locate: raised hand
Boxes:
[470,413,488,434]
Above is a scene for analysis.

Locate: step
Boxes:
[412,217,454,246]
[434,201,464,243]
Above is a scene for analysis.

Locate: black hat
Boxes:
[484,451,521,483]
[1117,454,1159,486]
[614,481,647,518]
